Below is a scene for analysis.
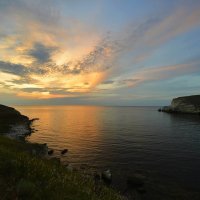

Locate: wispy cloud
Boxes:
[122,61,200,87]
[0,0,200,102]
[0,61,27,75]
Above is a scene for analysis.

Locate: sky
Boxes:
[0,0,200,106]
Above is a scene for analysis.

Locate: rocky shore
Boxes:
[0,104,122,199]
[0,104,33,137]
[1,104,197,199]
[159,95,200,114]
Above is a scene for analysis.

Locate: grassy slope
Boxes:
[174,95,200,106]
[0,136,122,200]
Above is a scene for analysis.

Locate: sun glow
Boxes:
[12,70,107,99]
[17,91,70,99]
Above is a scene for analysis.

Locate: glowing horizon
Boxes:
[0,0,200,105]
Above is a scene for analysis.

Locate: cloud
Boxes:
[0,0,200,102]
[120,79,141,86]
[102,80,115,85]
[0,61,27,75]
[60,36,118,74]
[119,61,200,88]
[105,3,200,77]
[26,43,58,64]
[97,2,200,89]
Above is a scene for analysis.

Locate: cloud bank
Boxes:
[0,0,200,104]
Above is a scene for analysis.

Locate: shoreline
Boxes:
[2,104,199,199]
[0,104,122,199]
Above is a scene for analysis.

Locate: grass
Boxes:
[0,136,122,200]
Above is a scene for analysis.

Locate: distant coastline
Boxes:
[159,95,200,114]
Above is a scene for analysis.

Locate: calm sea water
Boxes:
[15,106,200,199]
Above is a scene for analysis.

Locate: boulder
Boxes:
[29,118,39,124]
[161,106,175,113]
[61,149,68,155]
[102,169,112,183]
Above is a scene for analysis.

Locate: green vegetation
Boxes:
[0,136,122,200]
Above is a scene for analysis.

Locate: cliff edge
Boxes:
[0,104,31,136]
[160,95,200,114]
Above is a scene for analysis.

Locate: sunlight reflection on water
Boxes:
[15,105,200,198]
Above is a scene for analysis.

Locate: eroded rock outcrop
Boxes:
[160,95,200,114]
[0,104,31,136]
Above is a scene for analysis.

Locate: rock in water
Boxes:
[29,118,39,124]
[161,95,200,114]
[48,149,54,155]
[102,169,112,183]
[61,149,68,155]
[127,174,145,188]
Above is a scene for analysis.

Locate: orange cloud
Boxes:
[1,0,200,102]
[17,91,71,99]
[119,62,200,88]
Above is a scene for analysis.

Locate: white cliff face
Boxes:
[171,95,200,114]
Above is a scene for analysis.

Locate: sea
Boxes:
[15,105,200,199]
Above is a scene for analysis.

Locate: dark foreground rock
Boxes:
[0,104,28,121]
[61,149,68,155]
[48,149,54,155]
[159,95,200,114]
[0,104,31,136]
[102,169,112,183]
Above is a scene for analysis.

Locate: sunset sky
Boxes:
[0,0,200,106]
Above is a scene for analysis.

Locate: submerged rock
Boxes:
[30,118,39,122]
[48,149,54,155]
[61,149,68,155]
[161,106,175,113]
[102,169,112,183]
[127,173,145,188]
[160,95,200,114]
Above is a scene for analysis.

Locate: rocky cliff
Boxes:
[0,104,31,136]
[160,95,200,114]
[0,104,28,119]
